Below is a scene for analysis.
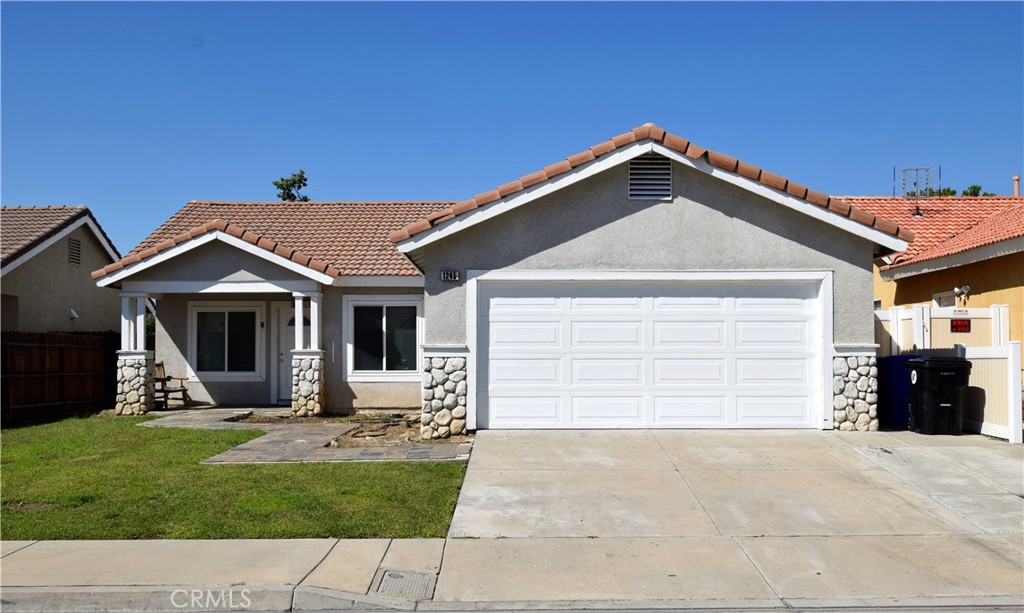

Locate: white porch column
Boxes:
[309,292,321,351]
[116,291,153,416]
[290,290,324,417]
[135,294,146,351]
[293,294,305,350]
[120,294,133,351]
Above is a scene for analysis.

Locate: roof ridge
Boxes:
[186,200,456,205]
[842,195,1024,201]
[388,123,912,244]
[1,204,89,209]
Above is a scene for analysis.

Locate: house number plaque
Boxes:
[440,270,460,282]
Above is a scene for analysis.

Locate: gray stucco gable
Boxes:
[121,240,310,285]
[414,159,878,346]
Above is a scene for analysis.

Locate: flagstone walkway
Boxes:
[140,408,473,464]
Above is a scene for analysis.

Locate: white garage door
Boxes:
[478,281,823,429]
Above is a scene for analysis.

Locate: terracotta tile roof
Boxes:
[845,196,1024,270]
[92,201,453,280]
[1,205,119,267]
[389,123,914,244]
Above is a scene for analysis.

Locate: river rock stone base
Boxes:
[421,356,467,439]
[115,355,153,415]
[292,353,324,417]
[833,355,879,431]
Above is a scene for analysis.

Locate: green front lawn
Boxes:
[0,415,466,540]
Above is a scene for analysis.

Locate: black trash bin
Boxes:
[877,354,922,430]
[905,358,972,435]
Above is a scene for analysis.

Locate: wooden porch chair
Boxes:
[153,362,190,409]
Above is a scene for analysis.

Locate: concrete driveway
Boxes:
[438,429,1024,607]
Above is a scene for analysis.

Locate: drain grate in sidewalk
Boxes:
[376,569,433,599]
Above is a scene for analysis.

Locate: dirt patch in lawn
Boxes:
[233,411,470,447]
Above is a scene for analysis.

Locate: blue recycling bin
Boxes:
[876,354,922,430]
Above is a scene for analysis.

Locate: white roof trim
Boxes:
[881,236,1024,280]
[122,280,319,294]
[96,231,334,287]
[649,144,908,253]
[332,275,424,287]
[1,214,120,278]
[396,143,654,252]
[394,139,908,254]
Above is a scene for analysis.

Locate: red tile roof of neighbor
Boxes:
[92,201,453,279]
[846,197,1024,270]
[2,205,119,266]
[388,123,915,244]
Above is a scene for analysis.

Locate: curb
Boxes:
[1,586,1021,612]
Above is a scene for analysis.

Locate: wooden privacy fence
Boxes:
[1,331,118,423]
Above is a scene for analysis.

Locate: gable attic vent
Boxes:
[628,154,672,200]
[68,237,82,266]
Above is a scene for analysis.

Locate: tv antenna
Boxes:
[894,166,942,217]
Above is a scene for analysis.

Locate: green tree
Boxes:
[961,184,996,197]
[273,169,310,202]
[906,187,957,197]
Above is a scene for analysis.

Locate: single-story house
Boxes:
[2,205,121,332]
[93,124,913,437]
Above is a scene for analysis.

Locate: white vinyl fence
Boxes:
[875,304,1022,444]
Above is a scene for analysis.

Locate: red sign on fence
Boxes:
[950,319,971,333]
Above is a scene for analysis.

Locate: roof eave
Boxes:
[394,138,909,255]
[880,236,1024,280]
[95,230,337,287]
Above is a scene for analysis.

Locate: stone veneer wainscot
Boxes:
[292,349,324,417]
[833,355,879,431]
[421,357,467,439]
[115,350,154,415]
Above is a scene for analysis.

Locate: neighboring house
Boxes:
[93,124,912,437]
[851,196,1023,353]
[2,206,121,332]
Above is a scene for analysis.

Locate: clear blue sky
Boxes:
[3,2,1022,255]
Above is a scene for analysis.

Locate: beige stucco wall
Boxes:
[155,289,420,410]
[874,251,1024,377]
[141,241,420,410]
[417,160,879,346]
[1,225,120,332]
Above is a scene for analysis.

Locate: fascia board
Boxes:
[650,144,909,253]
[96,231,334,287]
[395,143,654,253]
[882,237,1024,280]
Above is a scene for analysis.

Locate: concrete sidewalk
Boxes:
[2,536,1022,612]
[1,538,446,612]
[2,430,1021,611]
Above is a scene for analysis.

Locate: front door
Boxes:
[275,303,309,405]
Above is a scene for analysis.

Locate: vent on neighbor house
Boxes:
[628,154,672,200]
[68,237,82,265]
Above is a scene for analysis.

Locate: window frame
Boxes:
[342,295,423,382]
[186,301,266,382]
